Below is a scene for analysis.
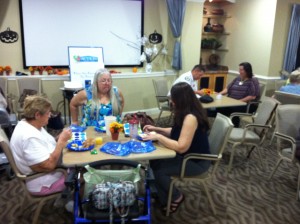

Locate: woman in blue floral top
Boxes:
[70,69,124,128]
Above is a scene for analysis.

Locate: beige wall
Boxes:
[222,0,277,76]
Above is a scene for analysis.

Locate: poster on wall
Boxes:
[68,46,104,87]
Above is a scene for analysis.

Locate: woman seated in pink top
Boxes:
[10,95,72,195]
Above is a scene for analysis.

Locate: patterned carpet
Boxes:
[1,118,300,224]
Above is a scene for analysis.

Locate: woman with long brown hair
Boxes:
[142,82,211,213]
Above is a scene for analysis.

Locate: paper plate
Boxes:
[66,140,94,152]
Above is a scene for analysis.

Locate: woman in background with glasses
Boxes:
[70,69,124,127]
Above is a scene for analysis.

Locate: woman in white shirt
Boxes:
[10,95,72,195]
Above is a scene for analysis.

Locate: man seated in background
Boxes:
[279,71,300,95]
[168,64,206,97]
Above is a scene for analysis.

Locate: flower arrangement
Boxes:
[28,66,36,75]
[139,35,167,64]
[203,88,213,95]
[45,66,54,75]
[4,66,12,76]
[109,122,124,134]
[0,66,3,76]
[36,66,44,75]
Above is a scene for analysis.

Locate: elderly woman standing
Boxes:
[10,95,72,195]
[70,69,124,127]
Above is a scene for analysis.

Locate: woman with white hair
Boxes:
[70,69,124,127]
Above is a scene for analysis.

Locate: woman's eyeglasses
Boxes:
[99,79,112,84]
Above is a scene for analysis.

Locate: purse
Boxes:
[199,94,214,103]
[122,112,155,129]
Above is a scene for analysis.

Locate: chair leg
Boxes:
[167,112,173,124]
[166,179,176,217]
[156,110,163,126]
[255,146,264,170]
[32,200,46,224]
[227,144,238,173]
[211,160,220,177]
[268,158,283,180]
[202,181,216,215]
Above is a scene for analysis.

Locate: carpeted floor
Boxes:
[1,117,300,224]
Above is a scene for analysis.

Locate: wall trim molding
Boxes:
[5,70,176,81]
[228,70,281,80]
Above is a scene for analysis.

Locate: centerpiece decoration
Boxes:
[36,66,44,75]
[28,66,36,75]
[45,66,54,75]
[109,122,124,141]
[4,66,12,76]
[0,66,3,76]
[140,30,167,73]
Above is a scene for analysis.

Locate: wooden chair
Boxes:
[227,97,279,172]
[0,127,66,224]
[268,105,300,200]
[166,113,233,216]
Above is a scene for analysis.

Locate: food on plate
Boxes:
[82,138,95,148]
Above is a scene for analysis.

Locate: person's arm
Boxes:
[240,95,256,102]
[142,114,197,154]
[219,88,228,95]
[30,128,72,172]
[195,89,204,96]
[143,125,172,137]
[69,90,87,125]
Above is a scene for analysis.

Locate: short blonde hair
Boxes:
[23,95,52,120]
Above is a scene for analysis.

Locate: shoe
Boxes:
[65,200,74,213]
[164,194,185,215]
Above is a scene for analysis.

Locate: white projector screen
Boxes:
[19,0,144,68]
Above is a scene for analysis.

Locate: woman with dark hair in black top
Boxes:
[142,82,211,214]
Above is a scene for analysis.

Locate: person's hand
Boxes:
[142,132,159,141]
[143,125,156,133]
[198,89,205,96]
[58,128,72,143]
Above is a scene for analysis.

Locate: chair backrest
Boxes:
[273,91,300,105]
[253,97,279,126]
[276,105,300,139]
[275,80,287,90]
[0,77,8,98]
[0,127,25,179]
[257,83,265,100]
[16,78,42,99]
[152,79,169,103]
[209,113,233,156]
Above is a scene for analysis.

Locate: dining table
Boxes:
[62,127,176,167]
[200,93,247,109]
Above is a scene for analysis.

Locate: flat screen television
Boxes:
[19,0,144,68]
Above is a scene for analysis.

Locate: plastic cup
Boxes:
[216,94,222,100]
[95,137,103,145]
[104,116,117,136]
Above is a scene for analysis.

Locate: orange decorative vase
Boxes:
[111,132,119,141]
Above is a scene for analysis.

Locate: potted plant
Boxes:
[45,66,54,75]
[28,66,36,75]
[4,66,12,76]
[109,122,124,140]
[0,66,3,76]
[36,66,44,75]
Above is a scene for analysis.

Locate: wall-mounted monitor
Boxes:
[19,0,144,68]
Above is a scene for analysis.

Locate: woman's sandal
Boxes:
[163,194,185,214]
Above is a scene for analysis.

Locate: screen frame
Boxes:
[18,0,144,69]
